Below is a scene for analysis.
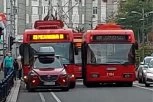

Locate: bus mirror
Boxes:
[134,42,138,50]
[19,44,24,56]
[74,46,79,55]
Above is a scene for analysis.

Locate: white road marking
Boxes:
[51,92,62,102]
[39,92,46,102]
[134,84,153,91]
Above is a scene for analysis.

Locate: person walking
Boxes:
[17,55,22,80]
[13,59,19,80]
[3,52,14,78]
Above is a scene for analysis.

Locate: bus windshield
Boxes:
[30,43,72,64]
[87,44,134,64]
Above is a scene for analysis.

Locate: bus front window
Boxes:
[30,43,73,64]
[87,44,134,64]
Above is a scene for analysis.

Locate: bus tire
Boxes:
[126,82,133,87]
[70,82,76,89]
[83,80,92,87]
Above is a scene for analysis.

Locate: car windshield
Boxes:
[144,58,153,65]
[34,57,63,69]
[87,44,134,64]
[148,60,153,68]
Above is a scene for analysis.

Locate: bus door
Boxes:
[19,44,35,82]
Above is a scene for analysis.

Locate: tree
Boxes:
[115,0,153,42]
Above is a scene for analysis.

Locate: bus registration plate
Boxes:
[44,82,55,85]
[107,72,114,77]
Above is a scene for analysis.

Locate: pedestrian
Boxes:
[17,55,22,80]
[13,59,19,80]
[3,52,14,78]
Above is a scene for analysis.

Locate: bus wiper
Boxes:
[105,61,121,64]
[121,61,130,65]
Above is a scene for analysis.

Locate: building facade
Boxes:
[26,0,119,30]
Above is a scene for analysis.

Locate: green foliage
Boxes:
[115,0,153,39]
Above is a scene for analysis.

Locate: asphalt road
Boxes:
[17,80,153,102]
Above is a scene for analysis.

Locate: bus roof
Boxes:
[23,28,74,43]
[83,29,135,43]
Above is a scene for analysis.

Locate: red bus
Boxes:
[82,23,138,87]
[73,32,82,78]
[19,20,77,88]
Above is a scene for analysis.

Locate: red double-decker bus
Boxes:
[19,20,77,88]
[73,32,82,78]
[82,23,138,87]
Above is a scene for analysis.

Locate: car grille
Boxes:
[40,75,58,82]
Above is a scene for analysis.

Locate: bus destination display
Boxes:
[92,35,129,42]
[30,34,66,40]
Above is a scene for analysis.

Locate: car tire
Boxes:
[70,82,76,89]
[138,73,142,83]
[27,84,35,92]
[61,87,69,91]
[145,83,150,87]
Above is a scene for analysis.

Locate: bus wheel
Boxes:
[126,82,133,87]
[83,80,92,87]
[70,82,76,89]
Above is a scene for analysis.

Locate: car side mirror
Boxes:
[140,62,144,65]
[63,64,67,68]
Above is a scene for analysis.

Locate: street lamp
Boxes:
[131,9,153,59]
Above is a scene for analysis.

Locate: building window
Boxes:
[32,6,38,15]
[93,7,97,14]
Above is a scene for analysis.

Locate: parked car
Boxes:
[140,56,153,65]
[142,59,153,87]
[137,64,149,83]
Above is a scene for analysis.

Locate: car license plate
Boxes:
[44,82,55,85]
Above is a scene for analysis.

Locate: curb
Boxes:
[6,80,21,102]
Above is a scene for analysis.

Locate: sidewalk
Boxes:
[6,80,21,102]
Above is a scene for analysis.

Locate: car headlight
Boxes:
[60,70,67,77]
[29,71,38,76]
[146,72,153,77]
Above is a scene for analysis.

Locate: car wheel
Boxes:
[70,82,76,89]
[145,83,150,87]
[27,84,35,92]
[61,87,69,91]
[138,73,142,83]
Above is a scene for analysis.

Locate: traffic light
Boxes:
[9,36,15,50]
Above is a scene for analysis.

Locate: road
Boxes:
[17,80,153,102]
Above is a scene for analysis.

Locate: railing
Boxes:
[0,71,14,102]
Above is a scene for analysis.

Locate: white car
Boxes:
[143,59,153,87]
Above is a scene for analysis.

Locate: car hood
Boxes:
[32,68,64,75]
[146,68,153,73]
